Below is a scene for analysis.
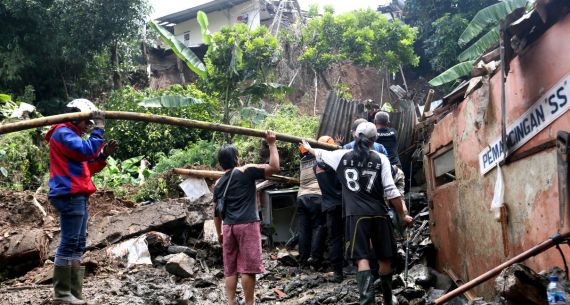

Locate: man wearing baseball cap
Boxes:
[302,122,412,305]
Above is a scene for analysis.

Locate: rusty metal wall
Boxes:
[317,91,361,141]
[424,14,570,298]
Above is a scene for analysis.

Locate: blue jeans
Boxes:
[50,195,89,266]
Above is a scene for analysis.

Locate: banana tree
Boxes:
[429,0,528,87]
[148,20,206,79]
[148,11,287,128]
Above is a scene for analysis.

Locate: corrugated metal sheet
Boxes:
[317,92,417,157]
[317,92,361,141]
[391,99,417,154]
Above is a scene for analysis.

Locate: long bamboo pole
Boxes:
[0,111,339,150]
[173,168,299,184]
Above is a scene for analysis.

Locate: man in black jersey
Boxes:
[374,112,401,168]
[302,122,412,305]
[313,135,344,282]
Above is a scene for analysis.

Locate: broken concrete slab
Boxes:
[165,253,195,278]
[49,196,210,255]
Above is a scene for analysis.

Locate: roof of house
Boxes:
[156,0,250,24]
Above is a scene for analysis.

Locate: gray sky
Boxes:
[150,0,390,19]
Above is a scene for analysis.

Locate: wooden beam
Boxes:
[173,168,299,184]
[421,89,435,121]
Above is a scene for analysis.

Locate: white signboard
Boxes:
[479,74,570,175]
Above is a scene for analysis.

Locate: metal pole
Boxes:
[434,231,570,304]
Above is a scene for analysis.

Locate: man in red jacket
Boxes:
[46,99,117,304]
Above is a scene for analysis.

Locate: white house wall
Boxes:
[173,0,261,47]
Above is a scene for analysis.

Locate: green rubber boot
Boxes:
[53,265,86,305]
[70,267,86,299]
[356,270,375,305]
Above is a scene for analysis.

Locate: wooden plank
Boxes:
[173,168,299,184]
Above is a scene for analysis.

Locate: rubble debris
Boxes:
[167,245,197,257]
[408,264,436,288]
[495,263,547,305]
[277,251,298,267]
[165,253,196,278]
[107,234,153,268]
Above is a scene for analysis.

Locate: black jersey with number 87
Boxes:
[336,151,390,217]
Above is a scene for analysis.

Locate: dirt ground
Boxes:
[0,189,443,305]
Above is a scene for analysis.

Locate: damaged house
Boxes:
[421,0,570,300]
[148,0,298,88]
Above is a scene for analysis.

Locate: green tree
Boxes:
[429,0,528,86]
[299,8,419,73]
[0,0,150,110]
[403,0,498,74]
[149,14,284,127]
[202,23,281,125]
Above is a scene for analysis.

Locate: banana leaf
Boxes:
[429,60,476,87]
[458,26,500,61]
[137,95,204,108]
[148,20,206,79]
[197,11,211,45]
[240,107,268,125]
[230,43,243,76]
[458,0,527,46]
[0,94,11,103]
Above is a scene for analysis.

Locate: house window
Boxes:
[432,147,455,187]
[183,32,190,46]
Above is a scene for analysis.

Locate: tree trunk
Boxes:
[111,42,122,89]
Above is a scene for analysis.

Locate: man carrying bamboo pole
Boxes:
[46,99,117,304]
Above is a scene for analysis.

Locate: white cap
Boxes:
[354,122,377,140]
[66,99,98,112]
[66,99,97,124]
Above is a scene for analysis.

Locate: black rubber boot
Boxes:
[380,273,397,305]
[356,270,375,305]
[53,265,86,305]
[70,266,94,304]
[330,265,344,283]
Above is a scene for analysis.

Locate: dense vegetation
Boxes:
[0,0,149,113]
[300,7,419,73]
[403,0,498,75]
[0,4,422,202]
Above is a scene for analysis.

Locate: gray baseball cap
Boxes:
[354,122,377,140]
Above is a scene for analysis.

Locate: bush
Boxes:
[92,155,152,194]
[233,104,319,176]
[0,130,49,191]
[104,84,220,163]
